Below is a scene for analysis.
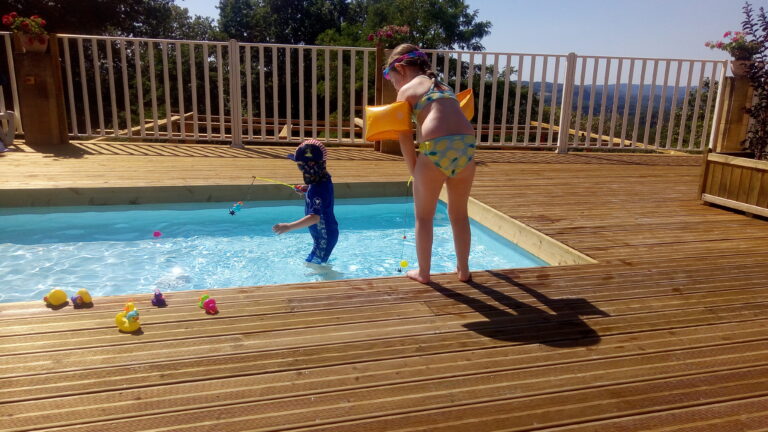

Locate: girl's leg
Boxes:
[407,154,446,284]
[445,161,476,282]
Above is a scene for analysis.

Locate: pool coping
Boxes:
[0,181,595,267]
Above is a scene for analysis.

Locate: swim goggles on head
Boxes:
[382,51,428,80]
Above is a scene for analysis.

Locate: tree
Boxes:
[317,0,491,50]
[3,0,218,39]
[742,1,768,160]
[218,0,347,44]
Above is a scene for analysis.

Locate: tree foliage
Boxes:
[3,0,218,40]
[218,0,490,49]
[742,1,768,160]
[218,0,348,44]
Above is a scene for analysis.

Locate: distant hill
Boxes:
[528,82,702,116]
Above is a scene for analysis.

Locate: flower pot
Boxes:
[730,60,752,78]
[12,32,48,54]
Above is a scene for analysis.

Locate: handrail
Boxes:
[0,32,728,152]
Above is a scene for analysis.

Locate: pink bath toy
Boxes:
[198,294,218,315]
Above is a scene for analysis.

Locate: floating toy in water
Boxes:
[153,231,162,238]
[397,260,409,273]
[364,90,474,141]
[70,289,93,308]
[198,294,219,315]
[115,302,141,333]
[150,289,167,307]
[43,289,68,307]
[228,201,244,216]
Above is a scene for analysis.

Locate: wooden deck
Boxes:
[1,142,768,431]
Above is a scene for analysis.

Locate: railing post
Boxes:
[228,39,243,148]
[556,52,577,154]
[707,60,729,151]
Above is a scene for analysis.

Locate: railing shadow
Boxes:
[428,270,609,347]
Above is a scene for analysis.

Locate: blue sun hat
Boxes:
[287,139,328,163]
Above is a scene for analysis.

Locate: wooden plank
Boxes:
[702,194,768,218]
[1,148,767,432]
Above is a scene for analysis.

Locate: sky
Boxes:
[178,0,758,61]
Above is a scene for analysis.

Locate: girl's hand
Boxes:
[272,223,290,234]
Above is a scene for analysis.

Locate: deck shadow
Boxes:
[428,270,609,347]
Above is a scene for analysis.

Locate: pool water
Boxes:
[0,197,547,303]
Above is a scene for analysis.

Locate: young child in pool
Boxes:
[272,139,339,264]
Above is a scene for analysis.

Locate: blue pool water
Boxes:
[0,197,547,303]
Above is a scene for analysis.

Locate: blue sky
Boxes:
[178,0,756,60]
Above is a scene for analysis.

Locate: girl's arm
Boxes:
[398,131,417,175]
[396,88,418,175]
[272,214,320,234]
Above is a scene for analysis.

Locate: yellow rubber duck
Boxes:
[71,289,93,307]
[43,289,68,307]
[115,302,141,333]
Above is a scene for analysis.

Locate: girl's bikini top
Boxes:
[412,77,457,119]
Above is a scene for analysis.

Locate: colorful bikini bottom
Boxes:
[418,134,476,177]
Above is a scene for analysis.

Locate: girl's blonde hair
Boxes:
[385,43,439,80]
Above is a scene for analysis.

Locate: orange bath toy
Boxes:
[115,302,141,333]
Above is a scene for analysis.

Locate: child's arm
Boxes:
[396,87,418,175]
[272,214,320,234]
[398,131,417,175]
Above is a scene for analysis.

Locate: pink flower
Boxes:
[723,31,732,38]
[715,41,724,49]
[385,31,393,38]
[367,33,374,41]
[704,41,711,47]
[39,19,45,27]
[9,12,17,19]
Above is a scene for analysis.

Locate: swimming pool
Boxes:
[0,197,548,303]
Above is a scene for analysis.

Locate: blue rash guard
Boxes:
[304,178,339,264]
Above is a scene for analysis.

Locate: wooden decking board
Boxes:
[14,344,768,432]
[539,396,768,432]
[1,147,767,431]
[3,317,766,405]
[4,299,767,386]
[286,371,768,432]
[4,261,767,353]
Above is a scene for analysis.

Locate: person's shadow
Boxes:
[429,270,609,347]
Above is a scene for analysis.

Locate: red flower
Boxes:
[2,15,11,26]
[20,20,29,29]
[39,19,45,26]
[723,31,732,38]
[385,31,393,38]
[9,12,17,19]
[30,15,39,19]
[367,33,374,41]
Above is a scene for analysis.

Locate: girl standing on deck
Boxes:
[383,43,476,284]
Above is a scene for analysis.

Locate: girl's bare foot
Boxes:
[406,269,431,284]
[457,267,472,282]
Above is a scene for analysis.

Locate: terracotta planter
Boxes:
[13,32,49,54]
[730,60,752,78]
